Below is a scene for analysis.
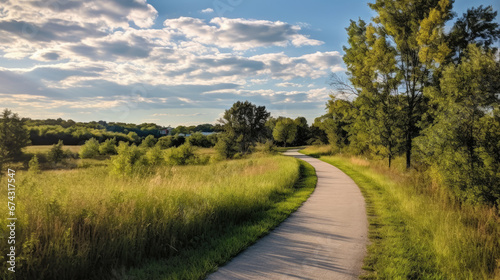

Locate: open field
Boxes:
[0,153,316,279]
[300,146,500,279]
[24,145,82,154]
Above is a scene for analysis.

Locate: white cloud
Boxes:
[163,17,323,50]
[201,8,214,13]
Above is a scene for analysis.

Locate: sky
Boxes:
[0,0,498,127]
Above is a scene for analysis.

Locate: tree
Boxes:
[79,138,100,159]
[0,109,30,162]
[48,140,65,163]
[273,118,297,147]
[99,138,117,155]
[140,135,157,148]
[362,0,453,168]
[293,117,310,146]
[416,45,500,203]
[219,101,270,153]
[448,5,500,63]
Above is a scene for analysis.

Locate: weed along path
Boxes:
[207,149,368,280]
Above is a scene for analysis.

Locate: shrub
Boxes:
[140,135,157,148]
[99,138,117,155]
[145,146,164,165]
[215,134,238,159]
[28,155,40,174]
[258,140,278,154]
[187,132,212,148]
[48,140,65,163]
[164,143,197,165]
[79,138,100,159]
[156,135,185,149]
[109,142,145,175]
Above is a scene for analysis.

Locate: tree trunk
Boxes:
[406,133,412,169]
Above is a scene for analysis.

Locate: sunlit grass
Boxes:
[300,148,500,279]
[0,153,315,279]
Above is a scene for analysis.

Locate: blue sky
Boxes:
[0,0,498,127]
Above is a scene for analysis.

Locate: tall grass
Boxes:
[0,154,301,279]
[301,146,500,279]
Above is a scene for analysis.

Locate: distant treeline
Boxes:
[24,118,216,145]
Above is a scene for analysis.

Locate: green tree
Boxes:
[48,140,65,163]
[140,135,157,148]
[79,138,100,159]
[293,117,310,146]
[219,101,270,153]
[448,5,500,63]
[0,109,30,162]
[417,45,500,204]
[357,0,454,168]
[28,155,41,174]
[99,138,117,155]
[273,118,297,147]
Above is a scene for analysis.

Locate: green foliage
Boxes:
[164,143,198,165]
[307,153,500,280]
[214,133,238,159]
[219,101,270,153]
[187,132,213,148]
[79,138,100,159]
[99,137,117,155]
[145,146,164,166]
[156,134,185,149]
[28,155,40,174]
[417,45,500,204]
[140,134,157,148]
[48,140,65,163]
[109,142,145,175]
[127,132,140,144]
[448,5,500,63]
[272,117,297,147]
[0,109,30,161]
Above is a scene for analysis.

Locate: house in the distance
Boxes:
[159,127,172,136]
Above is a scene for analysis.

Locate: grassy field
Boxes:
[0,151,316,279]
[24,145,82,154]
[301,146,500,279]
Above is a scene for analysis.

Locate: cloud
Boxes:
[0,1,342,122]
[201,8,214,14]
[163,17,323,50]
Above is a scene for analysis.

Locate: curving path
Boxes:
[206,149,368,280]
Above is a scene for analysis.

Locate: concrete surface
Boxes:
[206,149,368,280]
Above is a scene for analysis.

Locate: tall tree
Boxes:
[368,0,453,168]
[416,45,500,202]
[0,109,30,162]
[219,101,270,153]
[448,5,500,63]
[273,118,297,147]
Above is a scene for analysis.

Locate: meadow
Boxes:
[301,146,500,279]
[0,147,316,279]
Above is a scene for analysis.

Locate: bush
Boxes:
[156,135,185,149]
[145,146,164,166]
[99,138,117,155]
[48,140,65,163]
[215,134,238,159]
[28,155,40,174]
[140,135,157,148]
[258,140,278,154]
[187,132,213,148]
[164,143,197,165]
[79,138,100,159]
[109,142,145,175]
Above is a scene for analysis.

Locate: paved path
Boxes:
[207,149,368,280]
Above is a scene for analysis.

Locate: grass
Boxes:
[301,146,500,279]
[126,158,317,279]
[24,145,82,154]
[0,153,316,280]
